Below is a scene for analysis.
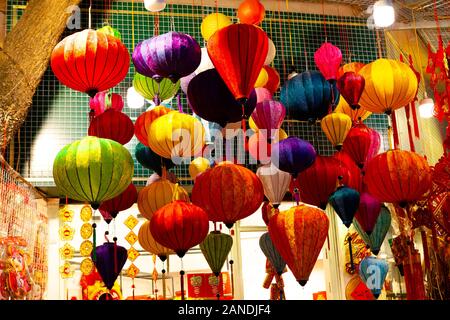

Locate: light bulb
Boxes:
[419,97,435,118]
[127,87,144,109]
[373,0,395,28]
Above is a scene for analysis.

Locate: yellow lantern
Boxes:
[276,128,288,141]
[189,157,211,180]
[321,113,352,150]
[138,221,173,261]
[201,13,232,41]
[335,96,372,122]
[254,68,269,88]
[148,112,205,160]
[137,179,189,220]
[358,59,418,114]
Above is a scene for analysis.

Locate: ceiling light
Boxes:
[127,87,145,109]
[419,96,435,119]
[373,0,395,28]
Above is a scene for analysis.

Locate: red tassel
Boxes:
[241,104,247,153]
[410,101,420,139]
[405,105,416,152]
[391,110,400,149]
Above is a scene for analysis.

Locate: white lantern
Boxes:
[195,47,215,74]
[127,87,145,109]
[264,38,276,65]
[144,0,166,12]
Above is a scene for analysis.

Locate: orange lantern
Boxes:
[134,106,174,146]
[138,220,173,261]
[237,0,265,25]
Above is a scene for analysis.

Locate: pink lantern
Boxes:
[254,87,273,104]
[368,129,381,161]
[89,92,124,117]
[251,100,286,139]
[314,42,342,82]
[355,192,381,235]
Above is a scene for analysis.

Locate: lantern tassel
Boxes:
[180,269,185,301]
[216,274,221,300]
[132,279,135,300]
[113,236,118,275]
[241,104,247,153]
[162,266,167,300]
[92,222,97,263]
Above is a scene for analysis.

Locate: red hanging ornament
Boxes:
[336,72,365,110]
[342,123,380,169]
[88,109,134,145]
[99,183,138,218]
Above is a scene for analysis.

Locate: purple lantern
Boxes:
[271,137,316,176]
[251,100,286,139]
[93,242,128,290]
[132,32,201,83]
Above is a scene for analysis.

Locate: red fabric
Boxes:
[314,42,342,81]
[237,0,265,25]
[336,72,365,109]
[51,30,130,97]
[342,123,380,169]
[404,105,416,152]
[88,109,134,145]
[191,162,264,227]
[337,62,365,79]
[207,24,269,101]
[333,151,363,192]
[263,66,281,95]
[150,201,209,257]
[391,110,400,150]
[99,183,138,217]
[89,92,124,116]
[134,106,172,146]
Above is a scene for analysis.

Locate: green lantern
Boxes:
[97,24,122,40]
[200,231,233,276]
[53,136,134,209]
[353,206,391,255]
[133,73,180,103]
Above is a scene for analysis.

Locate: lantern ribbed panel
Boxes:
[200,231,233,276]
[133,73,180,101]
[256,163,291,206]
[259,232,286,275]
[134,106,173,146]
[321,113,352,150]
[335,96,371,122]
[89,92,124,116]
[138,220,173,260]
[88,109,134,145]
[353,206,391,255]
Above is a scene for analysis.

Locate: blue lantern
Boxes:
[359,256,389,299]
[329,186,360,228]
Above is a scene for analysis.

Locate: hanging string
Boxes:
[92,220,97,263]
[161,260,167,299]
[113,236,118,275]
[131,0,135,48]
[180,258,185,300]
[276,0,287,79]
[89,0,92,29]
[285,0,294,69]
[229,228,235,298]
[321,0,327,41]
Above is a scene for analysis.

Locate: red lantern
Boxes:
[51,29,130,97]
[90,92,124,117]
[338,62,365,79]
[207,24,269,103]
[88,109,134,145]
[99,183,138,218]
[314,42,342,82]
[337,72,366,110]
[237,0,265,25]
[333,151,363,192]
[191,162,264,228]
[365,150,432,207]
[134,106,173,146]
[263,66,280,95]
[150,200,209,257]
[261,201,274,226]
[342,123,380,169]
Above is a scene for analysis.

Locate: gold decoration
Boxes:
[125,231,138,246]
[80,240,93,257]
[59,206,74,222]
[59,224,75,241]
[59,243,75,260]
[128,247,140,262]
[80,223,93,239]
[59,262,73,279]
[80,205,93,222]
[127,264,140,278]
[124,215,139,230]
[80,258,94,276]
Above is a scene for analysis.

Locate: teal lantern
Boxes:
[359,256,388,299]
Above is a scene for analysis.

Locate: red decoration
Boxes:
[337,72,365,110]
[150,200,209,257]
[192,162,264,228]
[263,66,281,95]
[89,92,124,117]
[207,24,269,103]
[99,183,138,218]
[88,109,134,145]
[51,29,130,97]
[314,42,343,82]
[237,0,265,25]
[187,272,232,299]
[342,123,380,169]
[261,201,274,226]
[134,106,173,146]
[333,151,363,192]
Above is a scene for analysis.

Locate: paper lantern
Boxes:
[133,73,180,103]
[364,150,432,206]
[201,13,232,41]
[338,62,365,79]
[314,42,342,82]
[280,71,339,121]
[271,137,316,176]
[256,163,291,208]
[358,59,418,114]
[132,32,201,82]
[343,123,380,169]
[92,242,128,290]
[269,204,329,286]
[135,142,174,175]
[192,162,264,228]
[335,95,372,122]
[264,39,276,65]
[51,29,130,97]
[254,68,269,88]
[358,256,388,299]
[148,112,205,160]
[99,183,137,218]
[355,192,382,235]
[134,106,174,146]
[321,113,352,150]
[329,186,360,228]
[207,23,268,102]
[137,179,189,220]
[90,92,124,117]
[251,100,286,139]
[150,201,209,257]
[88,109,134,145]
[53,136,134,209]
[261,201,274,226]
[337,72,366,110]
[259,232,286,275]
[189,157,211,180]
[263,66,280,95]
[237,0,265,25]
[144,0,166,12]
[200,231,233,276]
[296,155,350,209]
[138,220,173,261]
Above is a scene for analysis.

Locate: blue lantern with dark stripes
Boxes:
[329,185,360,228]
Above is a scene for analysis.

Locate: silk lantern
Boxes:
[338,62,365,79]
[207,23,269,103]
[137,179,189,220]
[355,192,382,235]
[150,201,209,257]
[133,73,180,103]
[237,0,265,25]
[88,109,134,145]
[254,68,269,88]
[256,163,291,208]
[364,150,432,207]
[134,106,174,146]
[200,231,233,276]
[51,29,130,97]
[189,157,211,180]
[93,242,128,290]
[138,220,173,261]
[358,59,418,114]
[280,71,339,121]
[135,142,174,175]
[271,137,316,176]
[333,151,363,192]
[251,100,286,139]
[314,42,342,83]
[53,136,134,209]
[192,162,264,228]
[247,129,287,163]
[90,92,124,117]
[148,112,205,160]
[359,256,388,299]
[201,13,232,41]
[335,96,372,122]
[261,201,274,226]
[337,72,366,110]
[329,186,360,228]
[269,204,329,286]
[343,123,380,169]
[263,66,280,95]
[259,232,286,275]
[99,183,137,218]
[321,113,352,150]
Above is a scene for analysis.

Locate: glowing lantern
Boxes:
[338,62,365,78]
[269,204,329,286]
[358,59,418,114]
[189,157,211,180]
[88,109,134,145]
[99,183,137,218]
[138,221,173,261]
[237,0,265,25]
[359,256,388,299]
[271,137,316,176]
[335,96,372,122]
[51,29,130,97]
[321,113,352,150]
[133,73,180,103]
[251,100,286,139]
[90,92,124,117]
[135,142,174,175]
[53,136,134,209]
[257,163,291,208]
[200,232,233,276]
[259,232,286,275]
[263,66,281,95]
[134,106,174,146]
[355,192,382,235]
[314,42,342,83]
[343,123,380,168]
[254,68,269,88]
[201,13,232,41]
[329,186,360,228]
[337,72,366,110]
